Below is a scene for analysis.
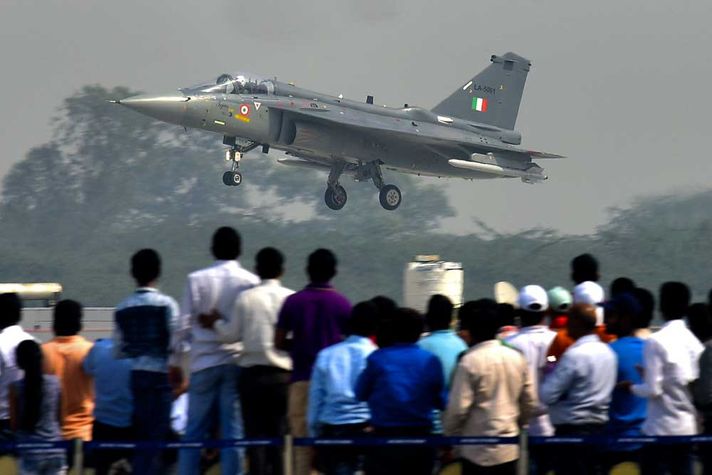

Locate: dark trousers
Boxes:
[238,365,290,475]
[461,458,517,475]
[131,370,172,475]
[702,418,712,475]
[552,423,605,475]
[640,444,693,475]
[91,420,134,475]
[318,422,369,475]
[364,426,434,475]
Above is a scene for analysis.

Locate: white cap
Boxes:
[518,285,549,312]
[573,281,605,325]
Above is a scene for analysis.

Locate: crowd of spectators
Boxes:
[1,227,712,475]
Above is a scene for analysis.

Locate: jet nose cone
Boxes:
[116,93,189,125]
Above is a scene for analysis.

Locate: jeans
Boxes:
[18,454,67,475]
[288,381,311,475]
[461,459,517,475]
[239,365,290,475]
[364,426,435,475]
[178,364,243,475]
[552,423,606,475]
[131,370,172,475]
[640,444,693,475]
[318,422,369,475]
[90,420,134,475]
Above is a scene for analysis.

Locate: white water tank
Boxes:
[403,255,464,313]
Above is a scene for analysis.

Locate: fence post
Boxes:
[284,435,293,475]
[74,438,84,475]
[518,432,528,475]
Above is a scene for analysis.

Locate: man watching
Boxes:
[0,293,34,434]
[275,248,351,475]
[356,308,445,475]
[627,282,703,475]
[177,227,259,475]
[540,303,617,475]
[114,249,180,475]
[83,338,133,475]
[446,298,537,475]
[308,301,378,475]
[200,247,293,475]
[603,293,647,469]
[42,300,95,443]
[506,285,556,475]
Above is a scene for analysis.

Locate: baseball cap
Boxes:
[518,285,549,312]
[573,281,605,305]
[548,287,572,312]
[603,293,642,317]
[573,281,605,325]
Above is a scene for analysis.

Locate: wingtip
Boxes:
[108,99,121,104]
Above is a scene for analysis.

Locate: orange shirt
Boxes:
[547,326,616,360]
[42,335,94,440]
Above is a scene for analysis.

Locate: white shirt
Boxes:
[0,325,34,419]
[631,319,704,435]
[178,260,260,373]
[214,279,294,370]
[506,325,557,436]
[540,334,617,426]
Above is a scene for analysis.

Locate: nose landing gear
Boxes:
[223,149,243,187]
[221,136,258,187]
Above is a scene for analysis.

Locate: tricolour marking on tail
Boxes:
[431,52,531,130]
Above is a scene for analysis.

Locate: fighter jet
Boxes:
[115,52,562,211]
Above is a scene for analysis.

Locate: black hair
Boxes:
[131,248,161,287]
[307,249,337,283]
[370,296,397,319]
[379,308,423,346]
[519,309,545,327]
[347,301,379,337]
[0,293,22,329]
[255,247,284,280]
[425,294,454,331]
[632,287,655,329]
[497,303,516,327]
[569,303,598,333]
[211,226,242,260]
[571,253,599,284]
[610,277,636,297]
[687,303,712,342]
[459,299,500,343]
[16,340,43,432]
[659,281,690,321]
[53,299,82,336]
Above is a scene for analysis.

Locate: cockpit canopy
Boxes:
[181,73,273,96]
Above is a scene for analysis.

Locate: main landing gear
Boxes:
[323,160,402,211]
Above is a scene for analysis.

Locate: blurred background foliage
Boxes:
[1,86,710,310]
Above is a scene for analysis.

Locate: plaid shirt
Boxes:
[114,288,179,373]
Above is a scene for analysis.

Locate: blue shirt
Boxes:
[608,336,646,433]
[307,335,377,436]
[355,344,446,428]
[83,339,133,428]
[418,330,468,388]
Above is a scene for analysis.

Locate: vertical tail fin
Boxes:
[431,52,531,130]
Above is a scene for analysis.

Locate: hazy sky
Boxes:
[1,0,711,235]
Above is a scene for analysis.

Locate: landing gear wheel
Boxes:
[379,184,402,210]
[223,171,242,186]
[222,171,234,186]
[324,185,347,210]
